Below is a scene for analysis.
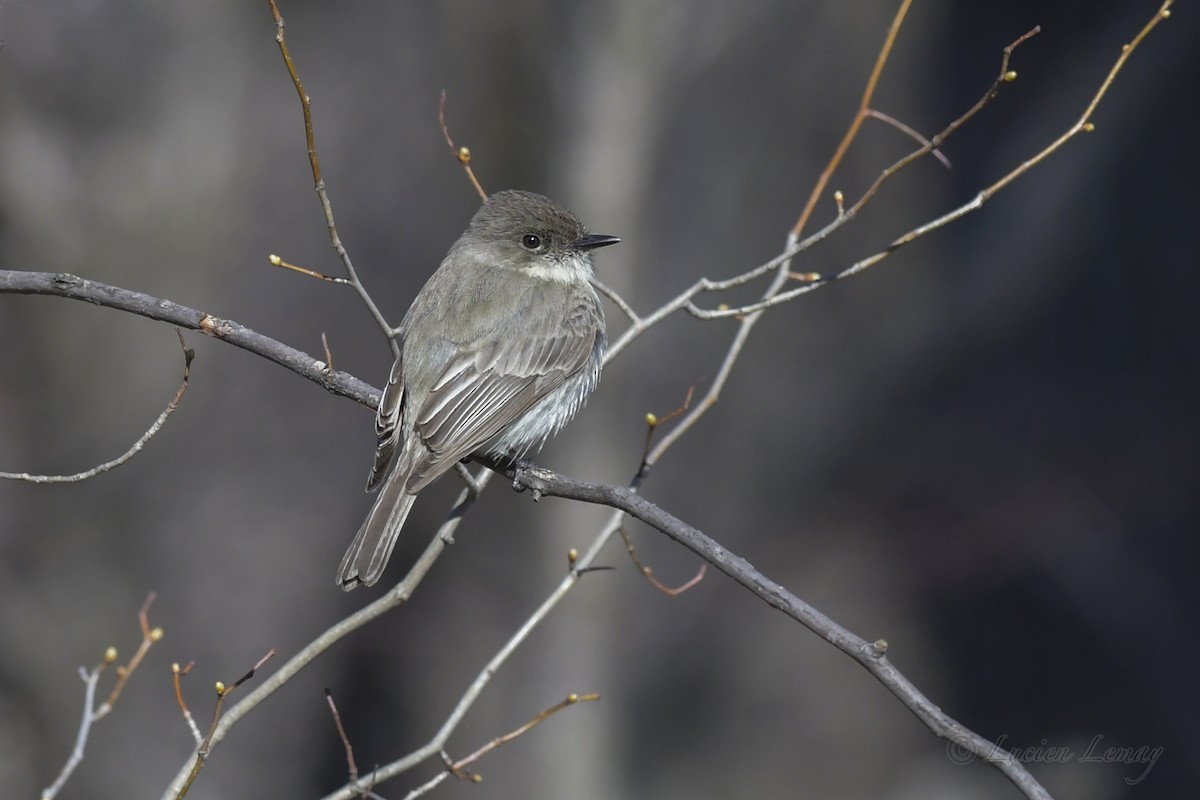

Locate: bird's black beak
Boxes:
[571,233,621,251]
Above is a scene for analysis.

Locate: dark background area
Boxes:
[1,1,1195,798]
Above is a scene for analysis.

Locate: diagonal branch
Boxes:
[498,462,1052,800]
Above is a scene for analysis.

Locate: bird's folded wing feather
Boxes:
[366,354,406,491]
[406,329,594,492]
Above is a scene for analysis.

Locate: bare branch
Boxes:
[0,270,379,409]
[324,690,369,796]
[498,462,1053,800]
[319,493,617,800]
[448,692,601,779]
[1,333,193,483]
[173,649,277,800]
[978,1,1172,199]
[159,468,495,800]
[42,595,163,800]
[172,662,203,745]
[865,109,952,169]
[791,0,913,237]
[11,6,1172,800]
[265,0,398,353]
[589,275,640,326]
[41,660,112,800]
[683,9,1165,323]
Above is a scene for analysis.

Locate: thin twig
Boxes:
[2,333,193,483]
[40,659,112,800]
[618,527,706,596]
[836,26,1041,225]
[683,6,1162,322]
[603,23,1044,349]
[980,2,1172,198]
[320,499,616,800]
[439,90,488,201]
[448,693,601,779]
[791,0,913,237]
[266,0,398,354]
[641,385,695,468]
[173,649,277,800]
[41,594,163,800]
[173,661,203,744]
[159,469,494,800]
[590,276,640,326]
[321,332,335,372]
[268,254,352,285]
[677,25,1043,321]
[866,109,952,169]
[324,690,362,790]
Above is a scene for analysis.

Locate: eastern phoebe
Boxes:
[338,190,619,590]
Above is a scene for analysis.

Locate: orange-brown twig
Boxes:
[325,689,368,795]
[174,649,277,800]
[104,592,162,707]
[865,109,952,169]
[268,254,350,285]
[618,527,707,597]
[980,2,1171,199]
[839,25,1040,224]
[447,693,601,780]
[685,25,1045,322]
[320,332,335,372]
[792,0,913,237]
[173,661,201,744]
[41,594,163,800]
[265,0,397,354]
[641,385,696,468]
[439,90,488,201]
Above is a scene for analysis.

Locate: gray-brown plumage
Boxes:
[338,190,619,589]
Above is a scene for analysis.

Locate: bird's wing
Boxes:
[406,325,596,492]
[366,353,405,492]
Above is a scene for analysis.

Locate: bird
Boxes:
[338,189,619,589]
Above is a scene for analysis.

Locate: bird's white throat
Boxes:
[520,252,594,284]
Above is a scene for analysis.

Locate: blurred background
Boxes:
[1,1,1195,798]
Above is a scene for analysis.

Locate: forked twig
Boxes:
[173,649,277,800]
[640,385,696,473]
[41,594,163,800]
[265,0,398,354]
[792,0,914,237]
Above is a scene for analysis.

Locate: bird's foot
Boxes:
[509,458,547,500]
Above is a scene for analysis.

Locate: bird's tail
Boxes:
[338,470,416,590]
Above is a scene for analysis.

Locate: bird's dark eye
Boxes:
[520,234,543,251]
